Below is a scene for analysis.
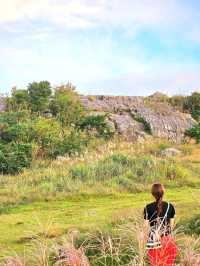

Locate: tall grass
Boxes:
[2,215,200,266]
[0,140,199,211]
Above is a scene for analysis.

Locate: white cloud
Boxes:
[80,63,200,96]
[0,0,196,32]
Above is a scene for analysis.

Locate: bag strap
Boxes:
[157,202,170,231]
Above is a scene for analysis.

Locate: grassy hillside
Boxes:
[1,139,200,264]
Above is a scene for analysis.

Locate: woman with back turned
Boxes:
[144,183,177,266]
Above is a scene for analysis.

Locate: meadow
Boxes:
[1,138,200,265]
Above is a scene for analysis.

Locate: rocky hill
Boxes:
[80,94,196,143]
[0,93,196,143]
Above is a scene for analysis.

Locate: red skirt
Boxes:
[147,235,177,266]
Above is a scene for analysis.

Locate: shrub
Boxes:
[49,83,83,126]
[32,117,62,157]
[94,157,126,181]
[109,154,133,166]
[0,111,33,144]
[0,143,32,174]
[114,176,135,192]
[184,92,200,121]
[78,114,114,139]
[185,123,200,143]
[133,116,151,134]
[169,92,200,121]
[0,110,30,126]
[183,214,200,235]
[70,164,90,181]
[0,122,32,143]
[157,143,171,151]
[50,130,89,158]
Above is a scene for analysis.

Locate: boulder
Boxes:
[160,148,182,157]
[108,113,146,141]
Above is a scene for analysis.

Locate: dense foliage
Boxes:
[78,114,114,139]
[49,83,83,126]
[0,81,111,174]
[169,91,200,121]
[0,143,32,174]
[186,123,200,143]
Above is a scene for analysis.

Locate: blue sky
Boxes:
[0,0,200,96]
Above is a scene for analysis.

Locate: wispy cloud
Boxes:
[0,0,200,95]
[0,0,197,32]
[82,63,200,96]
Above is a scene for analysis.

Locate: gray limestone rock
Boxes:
[160,148,182,157]
[80,95,196,143]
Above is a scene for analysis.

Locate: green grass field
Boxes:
[1,188,200,255]
[1,139,200,263]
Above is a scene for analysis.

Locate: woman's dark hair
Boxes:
[151,183,164,216]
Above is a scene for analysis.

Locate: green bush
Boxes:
[109,154,133,166]
[185,124,200,143]
[0,111,30,126]
[169,92,200,121]
[0,111,33,144]
[183,214,200,235]
[184,92,200,121]
[114,176,135,192]
[133,116,151,134]
[0,143,32,174]
[50,130,88,158]
[32,117,61,156]
[78,114,114,139]
[70,164,91,181]
[50,83,83,126]
[0,122,32,143]
[157,143,171,151]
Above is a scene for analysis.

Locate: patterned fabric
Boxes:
[147,235,177,266]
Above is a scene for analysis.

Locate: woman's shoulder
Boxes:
[163,201,176,214]
[163,201,175,207]
[145,201,174,208]
[145,202,156,209]
[144,201,175,209]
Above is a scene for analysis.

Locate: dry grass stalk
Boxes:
[1,256,25,266]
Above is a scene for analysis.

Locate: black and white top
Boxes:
[144,201,175,235]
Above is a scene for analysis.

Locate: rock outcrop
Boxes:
[108,113,146,142]
[160,148,182,157]
[80,95,196,143]
[0,93,196,143]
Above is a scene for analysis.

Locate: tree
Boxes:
[7,87,29,111]
[49,83,83,126]
[184,92,200,121]
[27,81,52,113]
[186,123,200,143]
